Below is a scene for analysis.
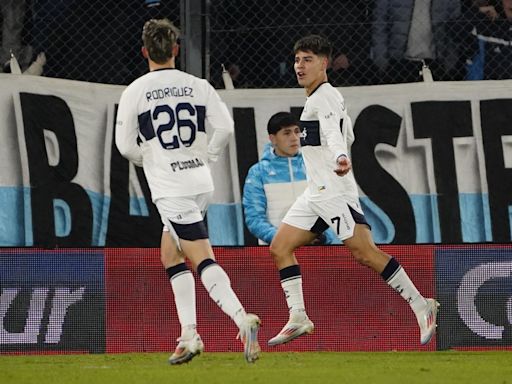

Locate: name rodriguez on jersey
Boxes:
[146,86,194,101]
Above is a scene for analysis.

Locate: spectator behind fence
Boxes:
[243,112,339,245]
[0,0,33,71]
[326,1,380,86]
[3,51,46,75]
[371,0,462,83]
[462,0,512,80]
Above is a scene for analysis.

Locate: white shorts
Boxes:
[156,192,212,243]
[282,193,367,241]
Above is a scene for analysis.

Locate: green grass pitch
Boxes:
[1,351,510,384]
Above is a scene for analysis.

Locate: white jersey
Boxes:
[115,68,234,200]
[299,82,360,207]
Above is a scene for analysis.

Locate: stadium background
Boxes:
[10,0,512,86]
[1,0,512,354]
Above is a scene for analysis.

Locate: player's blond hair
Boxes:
[142,18,180,64]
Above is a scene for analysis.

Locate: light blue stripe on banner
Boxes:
[86,191,111,246]
[53,199,72,236]
[0,187,500,246]
[0,187,26,246]
[130,196,149,216]
[207,203,244,245]
[459,193,492,242]
[410,194,441,243]
[360,195,441,243]
[23,187,33,245]
[359,197,394,244]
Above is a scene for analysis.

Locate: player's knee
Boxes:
[351,248,372,266]
[160,246,181,267]
[350,243,382,268]
[269,239,288,261]
[350,242,379,266]
[269,241,279,260]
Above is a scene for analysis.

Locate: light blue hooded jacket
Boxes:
[243,143,339,244]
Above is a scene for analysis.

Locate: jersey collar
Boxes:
[308,81,328,97]
[152,67,178,72]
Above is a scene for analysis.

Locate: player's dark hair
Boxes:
[293,34,332,60]
[142,18,180,64]
[267,112,299,135]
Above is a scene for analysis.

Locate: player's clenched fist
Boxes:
[334,155,351,176]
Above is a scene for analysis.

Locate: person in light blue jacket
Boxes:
[242,112,339,245]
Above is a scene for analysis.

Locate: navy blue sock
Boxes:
[166,262,189,279]
[279,264,301,282]
[380,257,401,282]
[197,258,216,277]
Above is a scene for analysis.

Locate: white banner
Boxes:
[1,74,511,245]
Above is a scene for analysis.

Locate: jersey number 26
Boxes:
[138,102,206,149]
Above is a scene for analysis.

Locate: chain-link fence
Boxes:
[2,0,511,87]
[208,0,376,88]
[209,0,512,88]
[1,0,181,84]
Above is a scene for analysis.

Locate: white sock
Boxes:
[386,266,428,316]
[200,263,246,328]
[281,277,306,317]
[170,270,197,333]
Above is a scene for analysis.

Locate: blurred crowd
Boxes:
[1,0,511,86]
[210,0,512,87]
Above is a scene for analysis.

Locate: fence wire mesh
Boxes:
[2,0,181,84]
[208,0,377,88]
[2,0,511,87]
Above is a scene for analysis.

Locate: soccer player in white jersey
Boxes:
[267,35,439,347]
[115,18,260,365]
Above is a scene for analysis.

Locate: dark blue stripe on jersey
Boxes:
[299,120,321,147]
[299,118,345,147]
[196,105,206,132]
[138,110,155,140]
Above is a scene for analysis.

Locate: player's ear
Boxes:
[172,43,180,58]
[141,46,149,59]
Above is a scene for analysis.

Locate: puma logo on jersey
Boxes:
[170,157,205,172]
